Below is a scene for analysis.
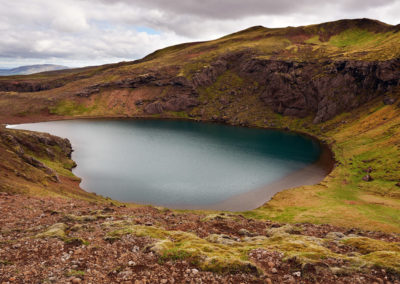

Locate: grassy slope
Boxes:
[244,98,400,233]
[0,19,399,234]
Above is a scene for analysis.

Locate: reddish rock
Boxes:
[144,102,164,114]
[164,96,199,112]
[362,174,374,182]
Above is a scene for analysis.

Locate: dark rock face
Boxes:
[144,101,164,114]
[239,58,400,123]
[192,60,227,88]
[144,96,200,114]
[0,80,65,92]
[163,96,200,112]
[383,97,396,105]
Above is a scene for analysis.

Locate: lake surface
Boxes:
[9,119,324,210]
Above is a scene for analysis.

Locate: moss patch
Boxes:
[36,223,67,239]
[104,223,400,273]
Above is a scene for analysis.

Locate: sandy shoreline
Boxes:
[168,143,334,211]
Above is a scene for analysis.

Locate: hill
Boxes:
[0,18,399,283]
[0,64,69,76]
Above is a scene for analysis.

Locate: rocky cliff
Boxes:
[1,18,399,124]
[40,52,399,124]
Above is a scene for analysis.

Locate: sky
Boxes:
[0,0,399,68]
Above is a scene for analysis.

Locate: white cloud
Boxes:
[0,0,398,68]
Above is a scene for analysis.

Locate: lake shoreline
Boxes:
[166,142,333,211]
[5,115,335,212]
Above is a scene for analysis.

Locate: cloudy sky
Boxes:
[0,0,399,68]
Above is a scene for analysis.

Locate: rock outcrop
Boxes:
[238,57,400,123]
[0,128,73,183]
[1,53,399,123]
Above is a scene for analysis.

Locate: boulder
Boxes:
[36,223,67,239]
[325,232,345,240]
[383,97,396,105]
[164,96,199,112]
[144,102,164,114]
[362,174,373,182]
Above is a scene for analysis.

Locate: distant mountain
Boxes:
[0,64,68,76]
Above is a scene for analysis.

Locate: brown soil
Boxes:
[1,192,399,283]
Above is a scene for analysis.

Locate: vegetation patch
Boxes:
[35,223,67,239]
[49,100,92,116]
[342,237,400,254]
[104,223,400,273]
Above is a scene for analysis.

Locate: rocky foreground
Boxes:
[0,192,399,284]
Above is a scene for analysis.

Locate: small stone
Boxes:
[191,269,199,275]
[271,268,278,274]
[128,260,136,266]
[71,278,82,284]
[364,166,373,173]
[362,174,373,182]
[267,261,275,268]
[160,279,168,284]
[238,228,251,236]
[266,278,272,284]
[293,271,301,277]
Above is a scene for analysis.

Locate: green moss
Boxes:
[201,213,239,222]
[64,237,89,246]
[342,237,400,254]
[363,251,400,272]
[105,224,345,273]
[49,100,93,116]
[65,270,85,277]
[159,247,194,262]
[305,35,322,45]
[328,29,384,48]
[64,214,107,222]
[0,259,13,265]
[36,223,67,239]
[36,158,79,180]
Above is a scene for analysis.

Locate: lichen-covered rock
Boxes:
[265,224,295,237]
[206,234,236,245]
[325,232,346,240]
[362,174,374,182]
[36,223,67,239]
[147,239,174,254]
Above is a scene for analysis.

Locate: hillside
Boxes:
[0,18,400,283]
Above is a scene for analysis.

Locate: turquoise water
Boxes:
[11,120,321,207]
